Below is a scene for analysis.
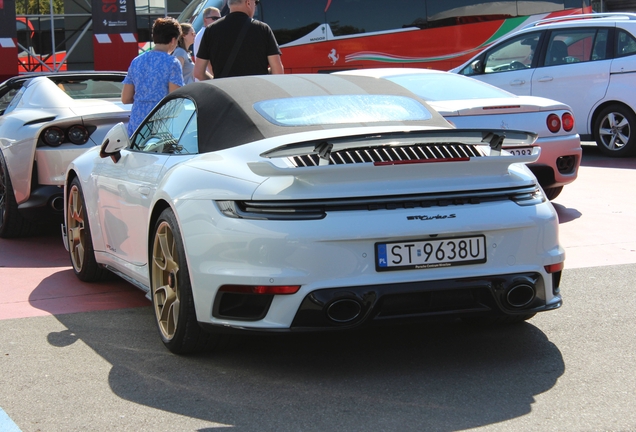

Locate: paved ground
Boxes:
[1,142,635,431]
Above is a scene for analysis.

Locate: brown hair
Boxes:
[178,23,194,50]
[152,17,182,45]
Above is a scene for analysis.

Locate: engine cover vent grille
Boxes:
[288,143,486,167]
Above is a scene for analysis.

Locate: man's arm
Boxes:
[194,57,214,80]
[268,54,284,74]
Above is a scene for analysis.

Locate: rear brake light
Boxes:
[374,157,470,166]
[219,285,301,295]
[547,114,561,133]
[562,112,574,132]
[544,262,564,273]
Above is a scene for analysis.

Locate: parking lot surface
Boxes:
[1,143,635,431]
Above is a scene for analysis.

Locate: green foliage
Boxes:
[16,0,64,15]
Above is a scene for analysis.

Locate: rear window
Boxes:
[254,95,433,126]
[47,77,125,99]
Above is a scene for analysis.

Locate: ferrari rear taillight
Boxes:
[562,112,574,132]
[547,114,561,133]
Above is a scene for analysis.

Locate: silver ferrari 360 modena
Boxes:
[62,74,565,354]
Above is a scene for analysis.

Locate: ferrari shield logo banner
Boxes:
[0,0,18,81]
[91,0,138,71]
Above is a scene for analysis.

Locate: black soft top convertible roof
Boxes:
[164,74,451,154]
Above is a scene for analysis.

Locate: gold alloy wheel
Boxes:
[152,221,181,340]
[67,184,86,272]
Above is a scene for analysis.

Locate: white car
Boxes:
[453,13,636,157]
[0,72,130,238]
[63,74,564,354]
[336,68,581,200]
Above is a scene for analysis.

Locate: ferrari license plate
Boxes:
[376,235,486,271]
[506,147,534,156]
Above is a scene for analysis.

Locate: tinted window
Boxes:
[544,28,607,66]
[48,77,125,99]
[260,0,325,45]
[428,0,517,25]
[3,86,26,116]
[616,28,636,58]
[517,0,565,15]
[132,98,197,154]
[259,0,588,45]
[255,95,432,126]
[0,84,24,115]
[326,0,427,36]
[483,32,541,73]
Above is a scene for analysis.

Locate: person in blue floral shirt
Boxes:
[122,17,184,136]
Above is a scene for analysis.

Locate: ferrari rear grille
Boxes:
[288,143,486,167]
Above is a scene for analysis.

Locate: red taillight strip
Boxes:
[374,157,470,166]
[544,262,564,273]
[219,285,301,295]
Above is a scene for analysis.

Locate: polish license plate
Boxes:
[376,235,487,271]
[506,147,534,156]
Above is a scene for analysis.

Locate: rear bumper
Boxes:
[529,134,581,188]
[201,271,562,334]
[17,185,64,221]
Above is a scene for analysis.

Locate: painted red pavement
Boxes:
[1,146,634,320]
[0,234,148,320]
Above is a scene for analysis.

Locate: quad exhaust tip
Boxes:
[50,196,64,212]
[326,298,363,323]
[506,283,536,308]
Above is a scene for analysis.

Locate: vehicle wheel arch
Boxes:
[147,199,173,263]
[64,169,79,221]
[148,204,220,354]
[591,100,636,157]
[590,100,636,134]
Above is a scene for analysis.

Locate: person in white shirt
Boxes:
[193,7,221,61]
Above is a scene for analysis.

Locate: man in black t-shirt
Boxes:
[194,0,283,79]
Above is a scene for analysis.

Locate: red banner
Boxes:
[0,0,18,81]
[91,0,138,71]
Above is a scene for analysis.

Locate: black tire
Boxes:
[0,149,36,238]
[543,186,563,201]
[462,313,536,326]
[66,177,109,282]
[151,208,221,354]
[593,104,636,157]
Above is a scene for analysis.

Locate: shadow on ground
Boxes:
[48,306,564,431]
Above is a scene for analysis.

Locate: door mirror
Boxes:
[99,122,129,163]
[470,59,483,74]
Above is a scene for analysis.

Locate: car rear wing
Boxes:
[249,129,539,179]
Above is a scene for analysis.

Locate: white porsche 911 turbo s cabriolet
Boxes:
[63,74,565,354]
[0,72,130,238]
